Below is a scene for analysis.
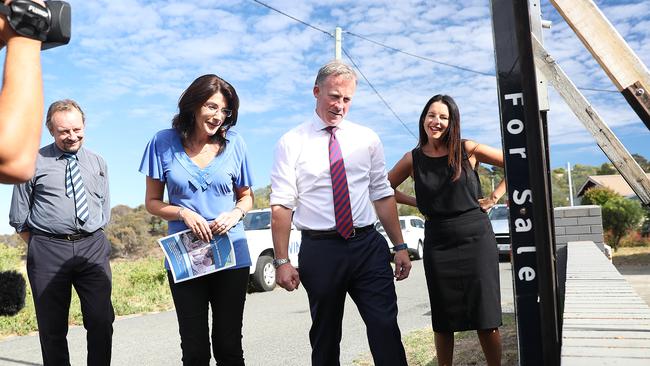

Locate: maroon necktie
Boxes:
[325,126,354,239]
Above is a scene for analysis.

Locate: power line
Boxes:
[251,0,416,140]
[344,31,495,77]
[251,0,491,78]
[342,47,418,141]
[250,0,619,94]
[250,0,331,36]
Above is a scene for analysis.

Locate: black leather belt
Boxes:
[302,224,375,240]
[32,229,96,241]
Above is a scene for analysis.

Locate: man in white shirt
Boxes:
[270,60,411,366]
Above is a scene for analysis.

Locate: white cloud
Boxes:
[2,0,646,235]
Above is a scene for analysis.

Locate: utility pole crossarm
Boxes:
[532,34,650,206]
[549,0,650,130]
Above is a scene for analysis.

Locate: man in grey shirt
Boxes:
[9,99,113,366]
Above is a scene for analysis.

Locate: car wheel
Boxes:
[251,255,276,292]
[413,240,423,260]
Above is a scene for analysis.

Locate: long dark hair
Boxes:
[172,74,240,153]
[417,94,466,181]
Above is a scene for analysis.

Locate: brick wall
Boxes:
[554,205,604,251]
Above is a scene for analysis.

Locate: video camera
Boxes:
[0,0,70,50]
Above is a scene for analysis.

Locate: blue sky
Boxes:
[1,0,649,234]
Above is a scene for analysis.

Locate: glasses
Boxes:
[203,104,232,118]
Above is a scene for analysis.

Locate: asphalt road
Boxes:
[617,264,650,306]
[0,261,514,366]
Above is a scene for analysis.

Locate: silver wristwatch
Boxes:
[273,258,290,269]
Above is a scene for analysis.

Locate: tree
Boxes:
[394,177,421,217]
[477,165,505,204]
[581,187,619,206]
[632,153,650,172]
[253,185,271,209]
[596,162,616,175]
[0,233,26,254]
[641,205,650,237]
[105,204,165,258]
[551,167,571,207]
[582,188,644,251]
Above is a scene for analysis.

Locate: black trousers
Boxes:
[167,266,249,366]
[299,229,407,366]
[27,230,114,366]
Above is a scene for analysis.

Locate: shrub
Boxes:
[583,188,644,251]
[620,231,650,248]
[581,187,619,206]
[106,204,167,259]
[641,206,650,237]
[0,243,22,271]
[0,234,26,255]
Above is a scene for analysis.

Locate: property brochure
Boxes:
[157,229,236,283]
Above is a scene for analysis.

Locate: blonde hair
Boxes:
[46,99,86,131]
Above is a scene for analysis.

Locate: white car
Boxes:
[243,208,301,292]
[487,204,511,259]
[375,215,425,260]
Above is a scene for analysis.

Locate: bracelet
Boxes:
[392,243,408,252]
[233,206,247,220]
[177,206,185,220]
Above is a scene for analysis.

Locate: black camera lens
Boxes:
[42,1,71,50]
[0,0,71,50]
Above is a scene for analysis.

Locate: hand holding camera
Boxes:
[0,0,71,183]
[0,0,70,50]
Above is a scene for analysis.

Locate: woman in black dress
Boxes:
[388,94,506,366]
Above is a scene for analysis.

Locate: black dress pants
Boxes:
[167,266,249,366]
[298,229,407,366]
[27,231,114,366]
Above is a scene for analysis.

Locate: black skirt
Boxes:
[423,208,502,332]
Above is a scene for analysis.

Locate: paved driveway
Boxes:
[616,264,650,306]
[0,260,514,366]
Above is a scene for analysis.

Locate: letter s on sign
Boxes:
[513,189,532,205]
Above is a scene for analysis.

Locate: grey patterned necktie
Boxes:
[63,153,89,223]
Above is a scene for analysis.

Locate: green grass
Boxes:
[354,313,517,366]
[0,256,173,338]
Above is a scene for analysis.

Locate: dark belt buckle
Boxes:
[63,232,88,241]
[65,233,79,241]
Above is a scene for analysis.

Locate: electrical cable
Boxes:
[251,0,332,36]
[342,47,418,141]
[250,0,620,97]
[344,31,495,77]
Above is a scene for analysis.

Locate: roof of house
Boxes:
[577,174,650,198]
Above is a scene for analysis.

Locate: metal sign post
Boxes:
[490,0,561,364]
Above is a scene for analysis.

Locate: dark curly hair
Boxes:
[172,74,239,154]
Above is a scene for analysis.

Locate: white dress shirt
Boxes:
[270,112,394,230]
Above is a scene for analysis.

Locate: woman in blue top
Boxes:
[140,74,254,366]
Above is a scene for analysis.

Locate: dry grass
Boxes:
[0,257,173,338]
[353,313,517,366]
[612,245,650,266]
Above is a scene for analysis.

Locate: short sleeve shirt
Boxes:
[139,128,254,269]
